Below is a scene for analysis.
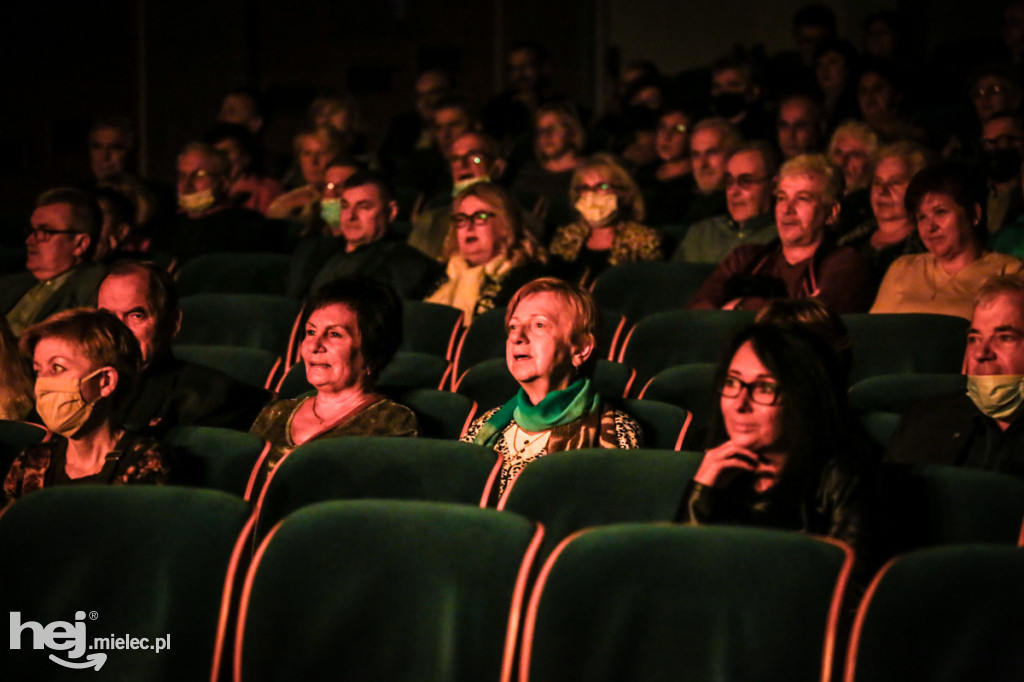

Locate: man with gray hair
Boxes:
[152,141,267,265]
[0,188,106,335]
[688,153,873,313]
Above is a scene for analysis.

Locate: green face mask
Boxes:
[320,198,342,227]
[966,374,1024,420]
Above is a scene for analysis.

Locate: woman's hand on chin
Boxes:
[693,440,763,487]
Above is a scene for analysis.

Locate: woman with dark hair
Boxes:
[871,161,1024,319]
[633,107,695,226]
[250,277,418,474]
[3,309,167,506]
[678,323,870,557]
[814,39,860,129]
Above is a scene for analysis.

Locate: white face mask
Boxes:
[34,368,106,437]
[575,193,618,225]
[966,374,1024,420]
[178,188,217,214]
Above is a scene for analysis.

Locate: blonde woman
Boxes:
[426,183,547,321]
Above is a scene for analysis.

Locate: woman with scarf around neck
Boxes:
[425,182,547,322]
[3,309,167,508]
[461,278,642,497]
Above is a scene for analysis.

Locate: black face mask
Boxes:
[982,147,1022,183]
[711,92,748,119]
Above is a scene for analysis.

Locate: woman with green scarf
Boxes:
[461,277,642,497]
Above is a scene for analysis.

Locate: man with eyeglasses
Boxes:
[288,172,441,299]
[689,154,873,313]
[680,117,740,227]
[0,188,106,335]
[674,142,779,264]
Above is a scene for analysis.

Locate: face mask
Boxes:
[320,198,341,227]
[452,175,491,198]
[982,148,1021,184]
[34,368,106,437]
[575,193,618,225]
[711,92,748,119]
[966,374,1024,420]
[178,188,217,214]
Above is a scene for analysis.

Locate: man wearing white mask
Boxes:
[887,275,1024,476]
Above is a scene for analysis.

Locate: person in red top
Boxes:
[688,153,874,313]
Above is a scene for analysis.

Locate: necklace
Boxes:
[311,397,325,424]
[510,423,550,457]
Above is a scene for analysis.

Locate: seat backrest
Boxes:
[0,420,49,480]
[400,388,477,440]
[592,261,718,322]
[521,524,852,682]
[842,313,968,383]
[452,306,508,379]
[176,294,301,356]
[847,373,966,412]
[402,301,464,359]
[846,546,1024,682]
[170,344,281,390]
[236,500,543,682]
[252,437,502,541]
[875,463,1024,557]
[1,486,252,681]
[175,252,292,296]
[618,310,755,386]
[639,362,716,448]
[613,398,691,450]
[163,426,270,499]
[499,449,702,559]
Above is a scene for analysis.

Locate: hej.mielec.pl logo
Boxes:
[11,610,171,671]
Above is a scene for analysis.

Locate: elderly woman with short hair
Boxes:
[462,278,641,495]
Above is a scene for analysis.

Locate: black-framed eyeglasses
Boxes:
[574,182,616,195]
[449,151,489,167]
[724,174,771,190]
[451,211,496,228]
[720,376,781,405]
[25,227,83,242]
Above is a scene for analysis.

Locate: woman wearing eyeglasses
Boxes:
[679,323,872,557]
[425,183,547,322]
[549,154,663,286]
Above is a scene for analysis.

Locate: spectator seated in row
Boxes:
[632,106,694,226]
[425,183,548,322]
[288,172,442,300]
[689,153,874,313]
[463,278,642,496]
[775,93,827,161]
[0,188,106,336]
[549,154,662,286]
[679,117,739,227]
[0,318,33,421]
[206,123,284,216]
[871,161,1024,319]
[887,274,1024,477]
[250,277,419,477]
[827,120,878,236]
[673,141,778,264]
[267,125,343,221]
[98,260,271,437]
[2,308,168,509]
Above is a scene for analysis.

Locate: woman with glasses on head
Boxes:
[549,154,663,286]
[679,323,873,560]
[425,183,547,322]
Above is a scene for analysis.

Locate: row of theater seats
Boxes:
[3,485,1022,681]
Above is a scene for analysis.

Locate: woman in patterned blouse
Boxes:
[3,309,168,507]
[462,278,642,498]
[549,154,663,286]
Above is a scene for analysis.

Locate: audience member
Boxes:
[305,158,363,240]
[969,63,1021,127]
[856,57,926,144]
[674,141,778,264]
[827,120,878,234]
[0,318,33,420]
[549,154,662,285]
[152,142,267,265]
[290,173,442,299]
[710,53,773,142]
[769,4,837,93]
[872,161,1024,319]
[425,183,547,321]
[863,12,905,62]
[396,94,479,201]
[250,277,418,476]
[814,39,861,129]
[837,140,929,283]
[91,187,139,261]
[86,117,161,228]
[689,154,873,312]
[379,68,454,179]
[217,89,265,135]
[97,260,271,436]
[309,92,371,165]
[2,309,167,508]
[267,125,343,220]
[1,188,106,336]
[206,123,284,215]
[680,117,741,228]
[633,107,695,226]
[776,93,827,160]
[482,42,555,144]
[980,112,1024,233]
[462,278,641,496]
[887,274,1024,477]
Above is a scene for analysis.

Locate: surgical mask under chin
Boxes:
[178,188,217,214]
[34,368,106,437]
[575,193,618,225]
[966,374,1024,420]
[452,175,491,198]
[320,198,341,227]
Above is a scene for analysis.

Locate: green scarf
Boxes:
[473,378,599,448]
